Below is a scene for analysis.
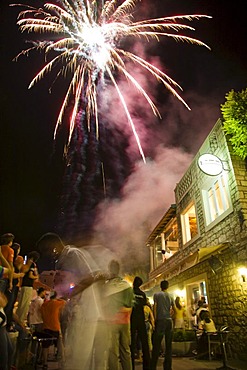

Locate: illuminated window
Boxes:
[181,202,198,245]
[202,174,231,225]
[164,219,179,256]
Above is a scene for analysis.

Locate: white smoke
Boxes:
[94,17,222,274]
[93,145,193,272]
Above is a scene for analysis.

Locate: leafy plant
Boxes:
[221,88,247,159]
[172,329,196,342]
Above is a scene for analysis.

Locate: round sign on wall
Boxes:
[198,153,223,176]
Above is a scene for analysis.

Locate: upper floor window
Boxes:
[202,174,231,226]
[154,235,163,266]
[165,219,179,255]
[153,218,179,268]
[181,202,198,245]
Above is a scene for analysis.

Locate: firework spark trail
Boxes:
[12,0,211,160]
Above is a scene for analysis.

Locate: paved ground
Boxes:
[136,357,223,370]
[40,356,246,370]
[14,334,246,370]
[17,344,246,370]
[135,357,246,370]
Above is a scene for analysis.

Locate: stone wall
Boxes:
[168,120,247,359]
[174,119,246,253]
[169,244,247,360]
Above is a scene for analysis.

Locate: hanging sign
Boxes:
[198,153,223,176]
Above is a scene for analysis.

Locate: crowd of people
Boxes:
[0,233,43,370]
[0,232,218,370]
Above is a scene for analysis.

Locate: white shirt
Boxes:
[28,296,44,325]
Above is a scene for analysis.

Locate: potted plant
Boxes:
[172,329,196,356]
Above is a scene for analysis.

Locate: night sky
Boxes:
[0,0,246,269]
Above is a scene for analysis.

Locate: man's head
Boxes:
[12,243,21,259]
[133,276,143,289]
[160,280,169,291]
[197,300,203,308]
[28,251,40,263]
[200,310,210,322]
[37,287,46,298]
[49,290,57,300]
[0,233,14,246]
[108,260,120,277]
[36,233,64,257]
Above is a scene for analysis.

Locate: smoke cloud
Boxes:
[93,42,221,275]
[93,145,193,273]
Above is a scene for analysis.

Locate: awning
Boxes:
[198,244,227,262]
[142,243,229,291]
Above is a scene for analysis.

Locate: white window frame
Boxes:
[181,201,198,245]
[154,236,163,266]
[201,173,232,229]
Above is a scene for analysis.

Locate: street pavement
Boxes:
[136,357,222,369]
[42,356,246,370]
[134,356,246,370]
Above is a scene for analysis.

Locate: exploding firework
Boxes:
[12,0,210,162]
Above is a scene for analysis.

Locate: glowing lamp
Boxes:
[238,267,247,283]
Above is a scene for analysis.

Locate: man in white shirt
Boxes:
[28,287,46,332]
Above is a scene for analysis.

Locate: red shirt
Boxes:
[41,299,66,332]
[1,246,14,263]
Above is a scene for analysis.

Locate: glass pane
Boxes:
[181,203,198,244]
[215,180,224,215]
[155,236,163,265]
[221,176,229,209]
[208,187,217,221]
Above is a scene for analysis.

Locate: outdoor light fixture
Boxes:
[238,267,247,283]
[209,255,223,274]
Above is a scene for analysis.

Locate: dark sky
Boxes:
[0,0,246,259]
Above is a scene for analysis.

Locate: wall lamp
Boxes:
[238,267,247,283]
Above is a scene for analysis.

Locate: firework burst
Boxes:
[12,0,211,161]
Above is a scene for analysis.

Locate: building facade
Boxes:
[143,119,247,359]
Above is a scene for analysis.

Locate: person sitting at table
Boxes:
[195,310,217,359]
[199,310,216,333]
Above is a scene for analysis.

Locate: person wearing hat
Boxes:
[28,287,46,333]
